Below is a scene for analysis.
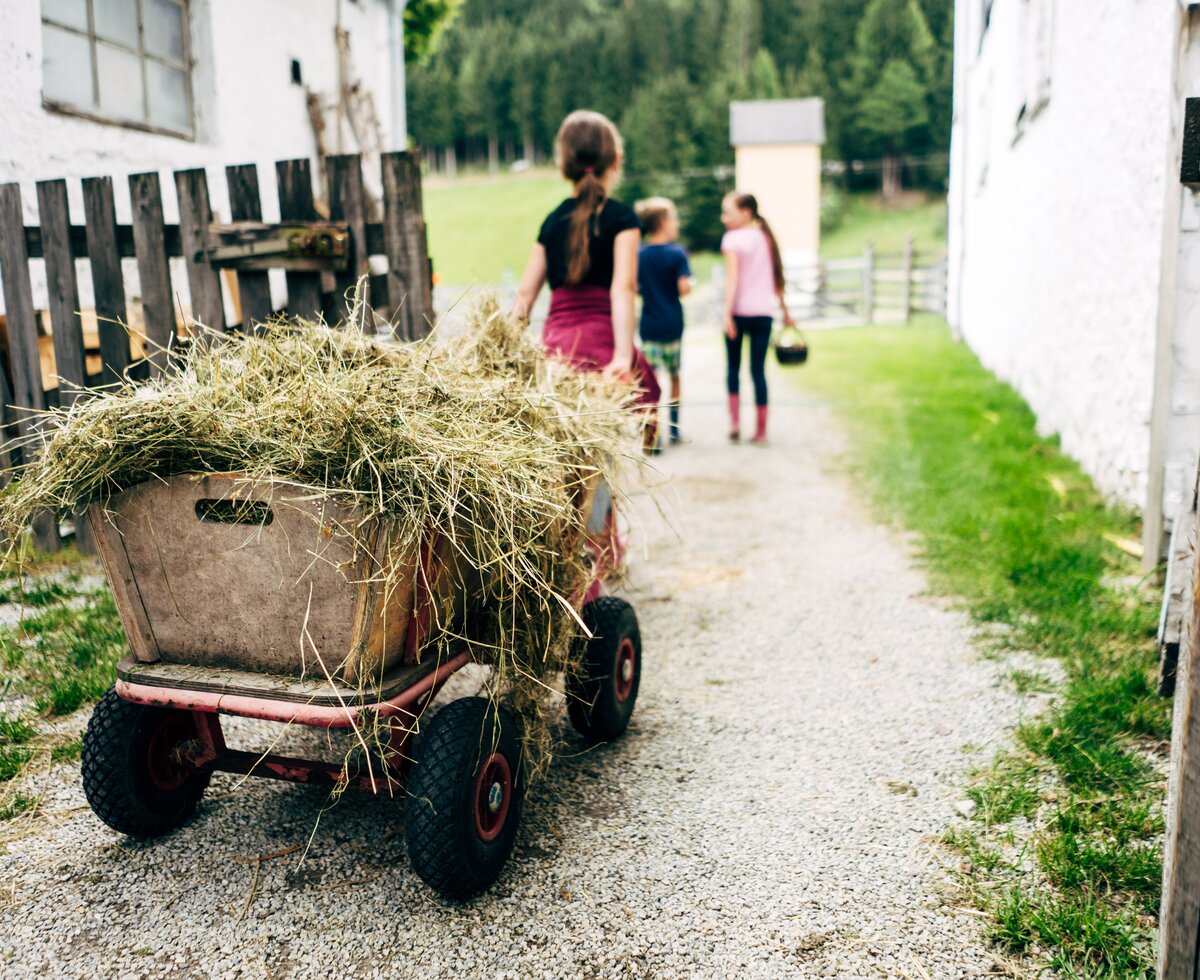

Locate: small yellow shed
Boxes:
[730,98,825,262]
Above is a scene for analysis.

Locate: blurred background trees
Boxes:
[407,0,954,246]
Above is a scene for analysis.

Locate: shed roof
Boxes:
[730,98,826,147]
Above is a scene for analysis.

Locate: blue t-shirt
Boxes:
[637,243,691,342]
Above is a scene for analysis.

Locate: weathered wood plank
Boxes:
[25,221,386,260]
[128,172,176,376]
[1160,471,1200,977]
[224,164,274,332]
[381,151,432,340]
[81,176,132,385]
[36,180,96,554]
[0,183,60,551]
[35,180,88,406]
[275,158,325,321]
[326,153,369,328]
[174,168,226,338]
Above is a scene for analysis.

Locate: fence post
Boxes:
[863,240,875,325]
[0,183,60,551]
[275,158,324,322]
[81,176,132,386]
[381,151,432,340]
[902,234,914,324]
[1160,471,1200,977]
[36,179,95,554]
[175,169,227,338]
[225,164,274,332]
[128,172,176,376]
[326,154,369,329]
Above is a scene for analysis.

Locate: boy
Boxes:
[635,197,692,447]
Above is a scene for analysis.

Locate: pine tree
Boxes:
[746,48,783,100]
[844,0,937,195]
[857,59,929,198]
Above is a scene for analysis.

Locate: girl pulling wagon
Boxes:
[720,191,794,444]
[514,110,661,448]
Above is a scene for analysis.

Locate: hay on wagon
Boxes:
[0,296,639,776]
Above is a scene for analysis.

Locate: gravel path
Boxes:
[0,331,1034,979]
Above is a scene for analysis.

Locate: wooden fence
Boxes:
[782,239,948,326]
[1157,96,1200,980]
[0,151,432,555]
[1158,461,1200,978]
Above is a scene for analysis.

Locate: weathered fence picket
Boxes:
[225,164,274,332]
[1158,469,1200,977]
[275,158,323,322]
[175,169,226,337]
[0,151,431,552]
[128,172,176,376]
[81,176,132,385]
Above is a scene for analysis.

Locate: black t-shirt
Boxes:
[537,197,641,290]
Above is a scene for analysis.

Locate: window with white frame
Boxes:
[41,0,194,138]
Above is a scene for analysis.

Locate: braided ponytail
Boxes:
[555,110,623,286]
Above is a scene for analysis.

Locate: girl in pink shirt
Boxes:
[720,192,794,443]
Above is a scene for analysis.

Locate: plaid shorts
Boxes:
[641,339,682,376]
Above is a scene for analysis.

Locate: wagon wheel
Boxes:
[566,596,641,742]
[81,686,211,838]
[405,697,524,900]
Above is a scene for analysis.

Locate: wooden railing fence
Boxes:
[782,238,948,326]
[0,151,432,556]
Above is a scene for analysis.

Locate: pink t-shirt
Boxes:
[721,226,777,317]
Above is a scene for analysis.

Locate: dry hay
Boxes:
[0,295,638,779]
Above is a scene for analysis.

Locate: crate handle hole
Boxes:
[195,499,274,526]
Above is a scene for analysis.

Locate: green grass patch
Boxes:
[0,791,39,822]
[819,194,947,260]
[424,169,568,285]
[0,568,125,789]
[794,319,1166,977]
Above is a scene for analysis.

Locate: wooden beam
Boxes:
[276,158,325,321]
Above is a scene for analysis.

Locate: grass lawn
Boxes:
[424,167,945,287]
[821,193,947,260]
[793,318,1167,978]
[0,547,123,823]
[424,168,568,285]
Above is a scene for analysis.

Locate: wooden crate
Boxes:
[89,474,419,685]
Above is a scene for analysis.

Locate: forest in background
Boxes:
[406,0,954,248]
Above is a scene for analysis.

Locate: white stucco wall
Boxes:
[734,143,821,259]
[0,0,397,312]
[948,0,1182,509]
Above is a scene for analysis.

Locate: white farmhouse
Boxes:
[948,1,1200,560]
[0,0,407,276]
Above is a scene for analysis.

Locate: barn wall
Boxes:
[0,0,395,312]
[948,0,1181,509]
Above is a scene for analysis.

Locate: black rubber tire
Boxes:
[567,596,641,742]
[405,697,524,901]
[81,687,211,838]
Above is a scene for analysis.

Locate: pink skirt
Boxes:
[542,284,662,411]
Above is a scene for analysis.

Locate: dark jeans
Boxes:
[726,315,772,406]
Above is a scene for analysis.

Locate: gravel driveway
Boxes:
[1,331,1034,979]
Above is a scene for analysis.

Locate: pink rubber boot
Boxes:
[751,405,768,443]
[728,394,740,442]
